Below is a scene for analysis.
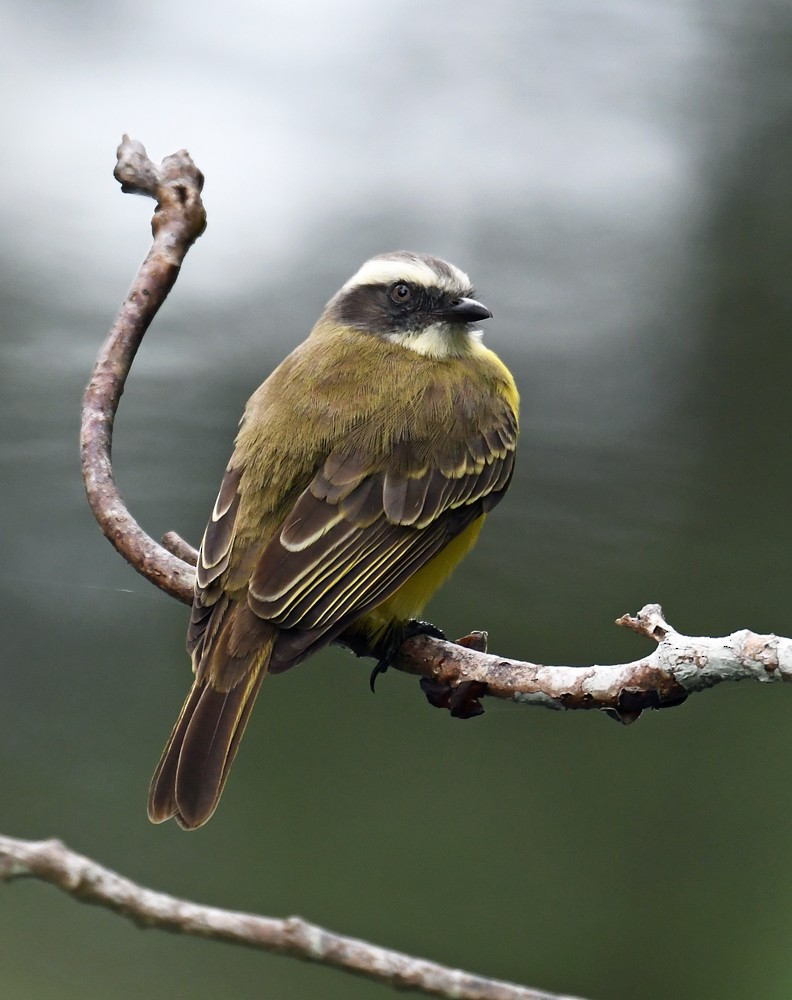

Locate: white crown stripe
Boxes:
[343,257,470,295]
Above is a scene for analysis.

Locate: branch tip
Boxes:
[456,631,489,653]
[113,136,159,196]
[615,603,672,643]
[161,532,199,564]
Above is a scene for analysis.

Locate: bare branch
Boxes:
[79,136,204,604]
[0,835,584,1000]
[399,606,792,723]
[161,530,199,564]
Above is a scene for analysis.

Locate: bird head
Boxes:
[326,251,492,358]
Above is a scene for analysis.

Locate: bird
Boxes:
[147,250,519,829]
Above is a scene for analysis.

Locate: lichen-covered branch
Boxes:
[399,604,792,724]
[0,835,584,1000]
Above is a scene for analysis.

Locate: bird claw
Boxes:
[369,619,446,692]
[369,659,389,692]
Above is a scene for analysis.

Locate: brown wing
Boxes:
[187,465,243,671]
[186,401,516,676]
[246,406,517,644]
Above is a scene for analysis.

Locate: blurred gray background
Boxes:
[3,1,792,998]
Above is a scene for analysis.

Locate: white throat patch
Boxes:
[387,322,484,359]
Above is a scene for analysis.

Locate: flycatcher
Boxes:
[148,251,519,829]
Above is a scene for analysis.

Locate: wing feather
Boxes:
[190,393,517,674]
[244,403,517,646]
[196,466,242,588]
[339,473,385,526]
[383,466,431,524]
[280,490,346,551]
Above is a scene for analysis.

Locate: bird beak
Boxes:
[436,297,493,324]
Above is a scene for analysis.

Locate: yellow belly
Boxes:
[355,515,485,643]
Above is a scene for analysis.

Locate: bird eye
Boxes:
[390,282,412,304]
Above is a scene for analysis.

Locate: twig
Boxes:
[0,835,584,1000]
[161,530,199,564]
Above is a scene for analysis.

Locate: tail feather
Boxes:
[148,600,275,830]
[147,666,266,829]
[147,679,204,825]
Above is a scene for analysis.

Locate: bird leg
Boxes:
[368,619,446,692]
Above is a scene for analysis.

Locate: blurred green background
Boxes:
[3,2,792,998]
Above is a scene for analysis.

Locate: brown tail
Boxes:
[147,665,266,829]
[148,602,274,830]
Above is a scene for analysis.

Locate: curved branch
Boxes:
[0,835,584,1000]
[80,135,204,603]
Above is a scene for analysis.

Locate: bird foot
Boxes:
[368,619,446,692]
